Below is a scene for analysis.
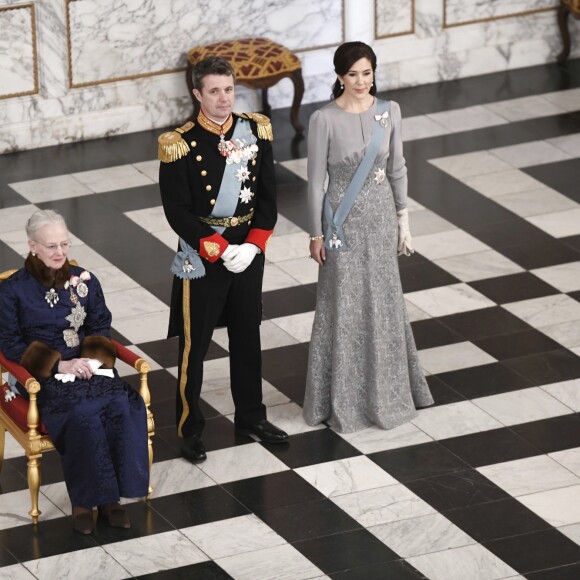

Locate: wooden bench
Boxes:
[186,37,304,133]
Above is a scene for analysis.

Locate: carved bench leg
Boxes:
[557,4,571,62]
[28,454,42,524]
[290,68,305,134]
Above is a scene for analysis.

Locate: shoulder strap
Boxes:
[158,121,195,163]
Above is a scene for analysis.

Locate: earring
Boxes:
[32,252,36,257]
[340,83,344,90]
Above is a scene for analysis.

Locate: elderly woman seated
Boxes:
[0,209,149,534]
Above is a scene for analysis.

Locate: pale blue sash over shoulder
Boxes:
[171,119,256,279]
[323,99,390,251]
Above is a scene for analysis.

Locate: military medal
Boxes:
[66,302,87,332]
[329,232,343,249]
[62,270,90,345]
[63,328,80,348]
[45,288,59,308]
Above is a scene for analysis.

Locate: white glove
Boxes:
[223,243,259,273]
[221,244,238,261]
[397,208,414,257]
[55,359,114,382]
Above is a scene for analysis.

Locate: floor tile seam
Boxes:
[400,475,573,575]
[536,383,580,415]
[480,528,580,569]
[513,481,580,505]
[323,454,534,575]
[411,173,580,271]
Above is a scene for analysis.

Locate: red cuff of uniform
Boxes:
[198,232,228,262]
[245,228,273,253]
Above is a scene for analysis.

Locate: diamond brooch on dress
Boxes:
[45,288,59,308]
[374,168,385,184]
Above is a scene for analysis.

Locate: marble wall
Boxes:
[0,0,578,153]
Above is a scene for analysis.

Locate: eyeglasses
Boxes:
[34,240,72,253]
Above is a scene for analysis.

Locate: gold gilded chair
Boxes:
[0,267,155,524]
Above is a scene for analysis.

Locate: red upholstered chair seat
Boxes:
[0,383,47,433]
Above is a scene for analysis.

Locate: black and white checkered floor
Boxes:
[1,59,580,579]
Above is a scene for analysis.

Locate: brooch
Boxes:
[45,288,59,308]
[374,111,390,128]
[374,168,386,184]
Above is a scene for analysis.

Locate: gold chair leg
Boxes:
[0,427,5,474]
[27,455,42,524]
[147,436,154,496]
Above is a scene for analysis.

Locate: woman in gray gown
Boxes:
[303,42,433,433]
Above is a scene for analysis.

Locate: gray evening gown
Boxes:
[303,99,433,433]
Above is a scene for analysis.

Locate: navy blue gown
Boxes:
[0,257,149,508]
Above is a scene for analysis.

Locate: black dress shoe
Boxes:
[179,435,207,463]
[235,419,289,444]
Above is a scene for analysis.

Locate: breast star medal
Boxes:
[374,168,386,184]
[65,302,87,332]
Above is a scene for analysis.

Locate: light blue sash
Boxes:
[323,99,390,251]
[171,119,256,279]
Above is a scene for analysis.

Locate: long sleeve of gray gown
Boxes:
[307,109,329,237]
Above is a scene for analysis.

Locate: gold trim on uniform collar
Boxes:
[198,110,233,136]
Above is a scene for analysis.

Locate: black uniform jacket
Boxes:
[158,113,277,336]
[158,113,277,260]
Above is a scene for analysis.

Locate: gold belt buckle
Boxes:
[230,217,239,227]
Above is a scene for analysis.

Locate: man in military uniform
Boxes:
[158,56,288,464]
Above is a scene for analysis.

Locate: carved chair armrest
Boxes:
[0,351,38,394]
[0,351,43,435]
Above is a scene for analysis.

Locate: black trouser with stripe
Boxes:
[175,255,266,438]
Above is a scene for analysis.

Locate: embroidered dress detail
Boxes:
[45,288,59,308]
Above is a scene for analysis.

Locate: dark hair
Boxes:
[331,41,377,100]
[192,56,236,92]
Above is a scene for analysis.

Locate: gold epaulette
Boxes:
[237,112,273,141]
[157,121,195,163]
